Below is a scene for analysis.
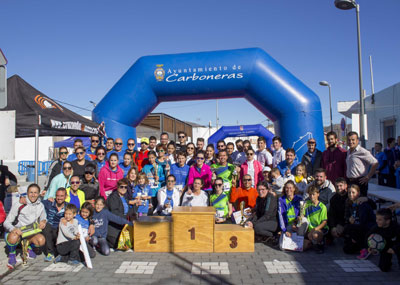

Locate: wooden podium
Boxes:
[134,216,172,252]
[214,224,254,252]
[172,206,215,252]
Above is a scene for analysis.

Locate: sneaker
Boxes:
[7,253,17,269]
[357,248,371,260]
[54,255,62,264]
[44,253,55,262]
[68,260,81,265]
[27,249,37,259]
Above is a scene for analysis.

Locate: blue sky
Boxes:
[2,0,400,127]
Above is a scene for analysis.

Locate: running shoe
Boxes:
[44,253,54,262]
[357,248,371,260]
[68,260,81,265]
[27,249,37,259]
[54,255,62,263]
[7,253,17,269]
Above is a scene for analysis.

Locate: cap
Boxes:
[262,166,271,172]
[85,164,96,174]
[140,137,149,144]
[307,138,316,144]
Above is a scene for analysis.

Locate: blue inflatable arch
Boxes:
[93,48,324,158]
[208,124,274,150]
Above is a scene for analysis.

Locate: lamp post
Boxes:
[319,81,333,132]
[335,0,365,147]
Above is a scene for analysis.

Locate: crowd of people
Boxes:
[1,130,400,272]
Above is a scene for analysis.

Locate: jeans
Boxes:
[91,236,110,256]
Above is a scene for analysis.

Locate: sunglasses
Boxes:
[141,142,148,145]
[76,152,84,155]
[215,183,223,187]
[85,171,94,175]
[167,180,175,183]
[217,145,224,148]
[128,143,135,146]
[243,179,252,182]
[63,167,72,170]
[97,152,105,155]
[70,181,80,185]
[59,151,68,155]
[246,153,254,156]
[178,136,185,138]
[187,147,194,150]
[158,149,165,152]
[119,185,128,189]
[115,143,123,145]
[196,157,205,160]
[91,140,99,143]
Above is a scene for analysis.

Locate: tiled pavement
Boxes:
[1,240,399,285]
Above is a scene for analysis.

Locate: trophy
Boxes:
[239,200,246,226]
[21,238,29,265]
[297,201,306,227]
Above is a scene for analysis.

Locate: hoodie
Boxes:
[98,161,124,199]
[4,198,47,232]
[92,208,132,238]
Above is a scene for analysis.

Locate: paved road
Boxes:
[1,240,399,285]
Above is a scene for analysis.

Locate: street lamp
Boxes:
[319,81,333,132]
[335,0,365,147]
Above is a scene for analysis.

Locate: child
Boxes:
[365,208,400,271]
[294,164,308,195]
[141,151,165,208]
[271,168,285,196]
[134,173,153,217]
[210,178,230,223]
[343,184,376,254]
[261,166,271,183]
[92,197,133,256]
[303,186,329,253]
[75,202,96,259]
[55,204,81,264]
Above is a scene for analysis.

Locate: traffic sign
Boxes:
[340,118,346,131]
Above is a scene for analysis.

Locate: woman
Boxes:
[126,166,138,201]
[80,164,99,205]
[98,153,124,199]
[240,148,263,188]
[186,143,196,166]
[187,151,213,192]
[210,178,230,223]
[119,153,135,177]
[343,184,376,254]
[94,146,107,177]
[170,151,190,195]
[205,144,217,166]
[181,178,209,207]
[278,181,307,238]
[167,142,177,165]
[142,151,165,208]
[71,146,94,180]
[245,181,278,241]
[106,178,133,248]
[156,144,171,178]
[44,161,73,200]
[156,174,180,216]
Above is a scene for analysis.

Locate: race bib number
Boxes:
[175,185,183,193]
[223,182,231,192]
[149,179,158,189]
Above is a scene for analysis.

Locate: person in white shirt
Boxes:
[156,175,181,216]
[181,178,209,207]
[255,136,273,167]
[272,136,286,168]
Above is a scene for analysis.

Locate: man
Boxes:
[4,184,47,269]
[136,137,150,171]
[67,139,91,161]
[125,138,139,161]
[328,178,348,240]
[217,140,226,153]
[176,131,187,153]
[384,137,400,187]
[375,142,389,186]
[80,164,99,203]
[255,136,273,168]
[229,174,258,216]
[42,188,68,262]
[272,136,286,168]
[45,146,69,190]
[170,151,190,194]
[243,140,251,153]
[304,168,336,209]
[71,146,93,179]
[346,131,379,196]
[226,142,235,164]
[149,136,157,152]
[211,150,236,195]
[196,138,205,152]
[232,139,246,166]
[105,137,114,152]
[321,131,347,183]
[86,134,100,159]
[301,138,322,178]
[107,138,124,161]
[277,148,298,177]
[65,175,86,210]
[160,132,169,147]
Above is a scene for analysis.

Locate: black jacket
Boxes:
[328,193,347,228]
[80,178,99,200]
[106,190,129,244]
[301,150,322,177]
[248,194,278,224]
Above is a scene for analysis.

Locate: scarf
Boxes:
[295,175,304,183]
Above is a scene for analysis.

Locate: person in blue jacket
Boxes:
[141,151,165,208]
[92,197,133,256]
[170,151,190,195]
[277,148,299,177]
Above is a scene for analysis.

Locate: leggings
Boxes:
[91,236,110,256]
[254,220,277,237]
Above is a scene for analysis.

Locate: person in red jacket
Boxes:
[98,153,124,199]
[240,148,263,188]
[187,151,213,192]
[136,137,150,171]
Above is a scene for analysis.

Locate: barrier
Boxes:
[18,160,53,176]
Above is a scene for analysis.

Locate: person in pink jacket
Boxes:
[240,148,264,188]
[187,151,213,191]
[98,153,124,199]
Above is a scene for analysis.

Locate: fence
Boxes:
[18,160,53,176]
